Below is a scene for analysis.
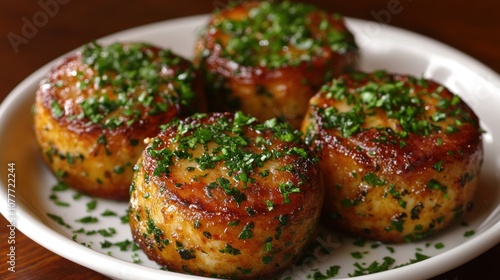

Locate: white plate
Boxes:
[1,14,500,280]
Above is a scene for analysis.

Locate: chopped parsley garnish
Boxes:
[349,256,395,276]
[49,193,70,207]
[98,228,117,237]
[363,172,385,187]
[86,199,97,212]
[350,251,364,259]
[427,179,448,194]
[463,230,475,237]
[434,242,445,249]
[48,182,72,207]
[101,239,134,251]
[306,71,476,140]
[71,42,197,129]
[146,112,311,206]
[177,247,196,260]
[238,222,255,240]
[279,181,301,204]
[131,253,141,264]
[75,216,98,224]
[101,209,118,217]
[50,100,64,118]
[262,255,273,264]
[208,0,357,68]
[47,213,71,229]
[145,209,169,247]
[219,244,241,255]
[310,265,340,279]
[394,252,430,268]
[215,177,247,206]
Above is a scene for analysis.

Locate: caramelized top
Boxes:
[304,70,483,173]
[141,112,320,215]
[199,0,358,69]
[38,42,200,135]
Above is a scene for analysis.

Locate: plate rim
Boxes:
[1,14,499,280]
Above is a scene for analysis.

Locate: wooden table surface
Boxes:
[1,0,499,279]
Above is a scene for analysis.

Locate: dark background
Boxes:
[1,0,499,279]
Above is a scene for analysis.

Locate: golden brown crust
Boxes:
[33,42,205,200]
[129,112,323,278]
[195,1,358,128]
[301,71,483,243]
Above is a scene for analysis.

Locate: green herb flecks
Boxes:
[50,100,64,118]
[310,265,341,280]
[279,181,301,204]
[219,244,241,255]
[75,216,99,224]
[211,0,357,68]
[77,42,197,129]
[176,242,196,260]
[47,213,72,229]
[147,112,311,207]
[145,209,170,248]
[238,222,255,240]
[311,71,476,139]
[363,172,385,187]
[101,239,135,251]
[349,256,395,276]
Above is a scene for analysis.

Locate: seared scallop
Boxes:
[129,112,323,279]
[194,0,358,128]
[301,70,483,243]
[33,42,204,200]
